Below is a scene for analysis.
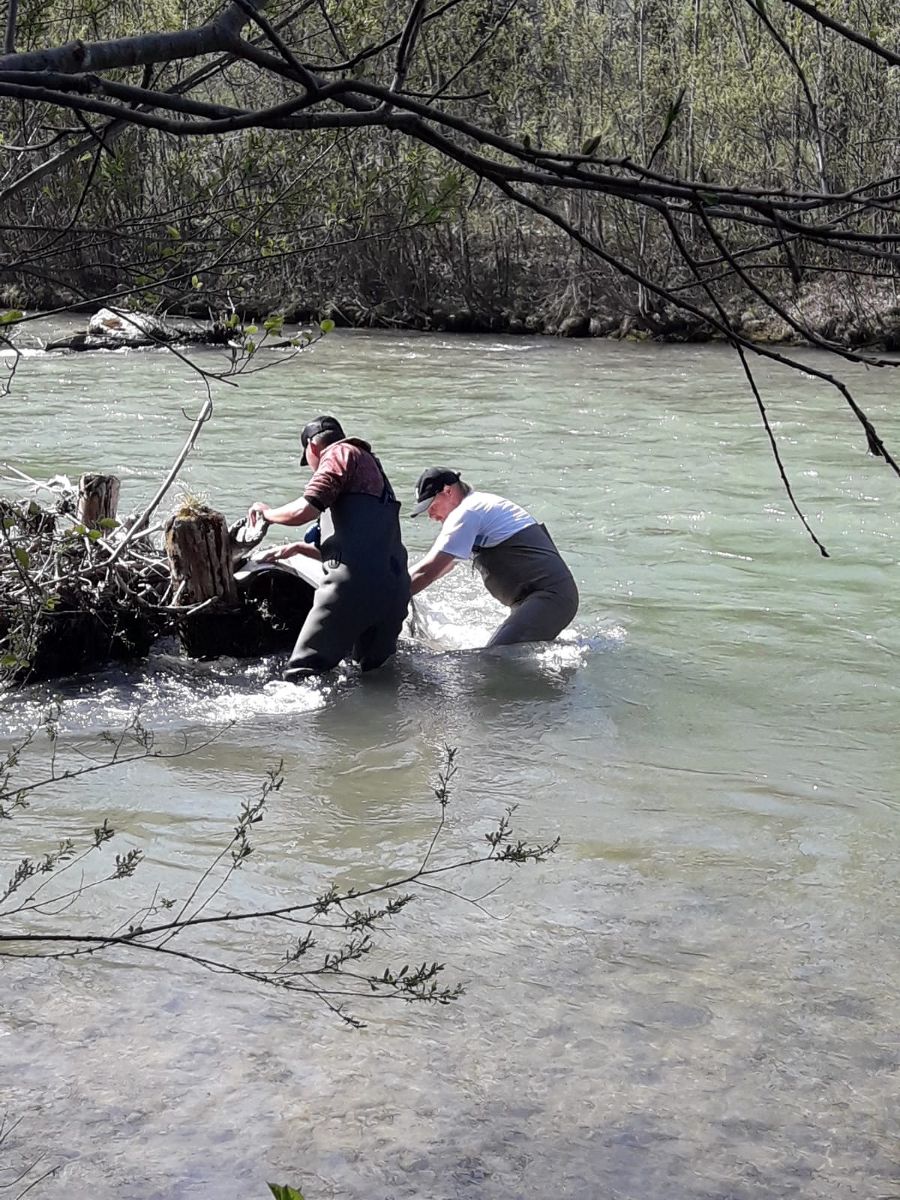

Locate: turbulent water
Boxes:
[1,319,898,1199]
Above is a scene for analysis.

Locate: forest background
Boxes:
[2,0,900,344]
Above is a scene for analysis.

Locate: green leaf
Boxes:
[166,225,181,239]
[14,547,29,570]
[191,274,202,290]
[647,86,688,168]
[87,529,103,541]
[98,517,119,530]
[319,318,335,335]
[663,86,688,138]
[0,309,23,325]
[0,654,22,668]
[581,134,602,156]
[267,1186,304,1200]
[225,312,239,329]
[244,325,258,335]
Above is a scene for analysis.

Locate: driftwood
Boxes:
[1,386,325,686]
[45,329,233,352]
[0,479,316,683]
[0,477,167,682]
[44,308,233,353]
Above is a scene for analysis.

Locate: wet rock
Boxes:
[319,302,352,327]
[559,314,590,337]
[88,308,170,343]
[445,309,474,332]
[589,313,618,337]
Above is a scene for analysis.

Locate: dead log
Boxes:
[77,473,120,528]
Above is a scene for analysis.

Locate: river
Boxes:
[1,320,898,1199]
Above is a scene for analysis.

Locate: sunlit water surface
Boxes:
[1,321,898,1199]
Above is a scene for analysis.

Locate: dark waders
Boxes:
[285,479,409,680]
[473,523,579,647]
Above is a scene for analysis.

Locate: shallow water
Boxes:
[1,322,899,1199]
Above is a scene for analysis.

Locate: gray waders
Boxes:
[284,479,409,680]
[473,523,579,647]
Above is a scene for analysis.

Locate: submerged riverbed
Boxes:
[1,322,899,1199]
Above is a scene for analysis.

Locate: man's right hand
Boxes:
[247,502,270,527]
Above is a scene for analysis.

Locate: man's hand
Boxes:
[247,502,270,527]
[253,541,321,564]
[247,496,319,527]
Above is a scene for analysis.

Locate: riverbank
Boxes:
[6,273,900,350]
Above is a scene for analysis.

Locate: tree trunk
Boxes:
[76,473,120,528]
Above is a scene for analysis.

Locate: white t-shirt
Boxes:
[432,491,536,560]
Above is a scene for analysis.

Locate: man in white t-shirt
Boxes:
[408,468,579,647]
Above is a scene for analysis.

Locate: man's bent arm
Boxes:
[251,497,320,527]
[410,549,458,595]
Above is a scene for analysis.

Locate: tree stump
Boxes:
[77,474,120,528]
[165,505,238,607]
[165,505,241,658]
[164,505,318,661]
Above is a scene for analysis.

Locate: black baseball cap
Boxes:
[410,467,461,516]
[300,415,344,464]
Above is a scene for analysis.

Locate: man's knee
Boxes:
[356,646,394,673]
[352,609,405,672]
[487,588,577,647]
[284,642,343,680]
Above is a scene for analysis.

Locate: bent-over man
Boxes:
[248,415,409,679]
[408,468,578,647]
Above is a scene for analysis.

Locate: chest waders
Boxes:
[284,469,410,679]
[473,523,579,648]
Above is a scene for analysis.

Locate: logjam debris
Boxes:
[0,476,313,685]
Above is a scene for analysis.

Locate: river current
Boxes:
[1,320,898,1198]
